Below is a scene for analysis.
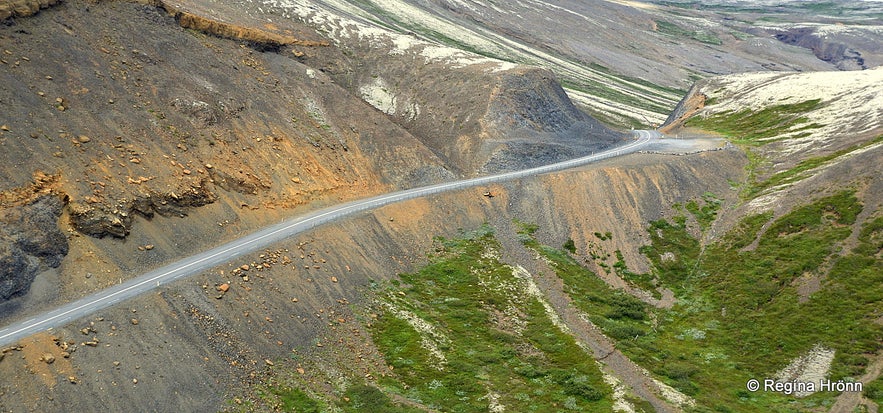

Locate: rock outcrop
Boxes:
[0,196,67,300]
[769,26,868,70]
[481,67,617,172]
[0,0,60,21]
[659,81,707,133]
[68,184,216,238]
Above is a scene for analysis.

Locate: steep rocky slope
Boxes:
[0,0,621,312]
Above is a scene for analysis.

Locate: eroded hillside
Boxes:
[0,0,622,317]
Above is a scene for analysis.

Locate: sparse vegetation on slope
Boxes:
[654,20,723,45]
[745,134,883,198]
[517,222,654,343]
[684,98,836,198]
[255,226,615,412]
[685,99,824,145]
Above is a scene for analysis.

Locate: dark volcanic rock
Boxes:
[0,196,68,300]
[487,68,593,133]
[770,27,868,70]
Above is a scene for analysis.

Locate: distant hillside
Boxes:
[265,0,883,127]
[665,67,883,208]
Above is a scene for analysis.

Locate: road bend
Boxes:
[0,130,659,346]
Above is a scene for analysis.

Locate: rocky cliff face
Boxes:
[763,25,883,71]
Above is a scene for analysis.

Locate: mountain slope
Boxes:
[1,1,882,413]
[0,0,624,314]
[267,0,882,128]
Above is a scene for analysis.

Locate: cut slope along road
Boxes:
[0,130,659,346]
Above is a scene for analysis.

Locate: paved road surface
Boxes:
[0,130,659,347]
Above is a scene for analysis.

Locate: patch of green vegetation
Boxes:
[654,20,723,45]
[368,226,613,412]
[563,238,577,254]
[341,384,421,413]
[718,211,773,251]
[655,19,693,37]
[691,30,723,45]
[594,231,613,241]
[251,380,420,413]
[794,1,844,15]
[611,250,658,298]
[270,386,324,412]
[865,375,883,405]
[731,31,753,41]
[684,192,722,231]
[349,0,417,33]
[686,99,824,144]
[239,382,331,413]
[744,135,883,198]
[622,190,883,411]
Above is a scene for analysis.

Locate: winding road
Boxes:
[0,130,659,347]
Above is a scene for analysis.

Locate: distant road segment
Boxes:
[0,130,658,347]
